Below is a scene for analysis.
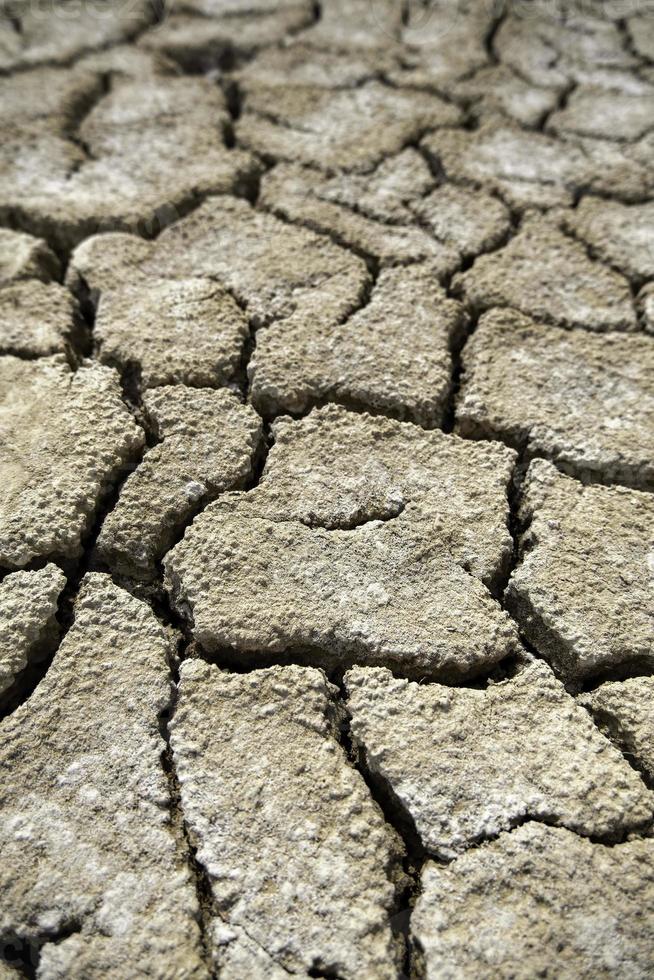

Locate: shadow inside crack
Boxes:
[1,920,82,980]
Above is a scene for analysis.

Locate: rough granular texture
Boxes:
[0,564,66,703]
[412,823,654,979]
[94,278,251,390]
[0,67,256,251]
[0,281,81,358]
[506,460,654,684]
[0,229,60,285]
[260,157,457,270]
[165,407,518,679]
[237,82,461,173]
[456,308,654,488]
[0,574,205,978]
[249,263,466,424]
[166,502,518,679]
[0,357,143,568]
[242,405,516,589]
[564,197,654,284]
[68,195,369,334]
[170,659,403,978]
[452,214,636,332]
[579,677,654,784]
[95,386,262,579]
[345,660,653,859]
[3,2,654,974]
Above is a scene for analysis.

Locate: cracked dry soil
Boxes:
[1,0,654,977]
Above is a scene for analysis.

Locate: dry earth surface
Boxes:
[1,0,653,977]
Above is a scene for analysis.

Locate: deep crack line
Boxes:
[158,691,217,978]
[334,680,425,980]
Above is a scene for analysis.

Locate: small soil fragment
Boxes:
[95,278,250,391]
[412,823,654,979]
[249,262,466,425]
[547,86,654,141]
[456,308,654,488]
[96,386,262,579]
[452,214,636,332]
[454,65,560,128]
[579,677,654,784]
[506,459,654,683]
[411,184,511,260]
[0,564,66,704]
[345,659,653,859]
[0,356,143,568]
[565,197,654,283]
[0,281,81,359]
